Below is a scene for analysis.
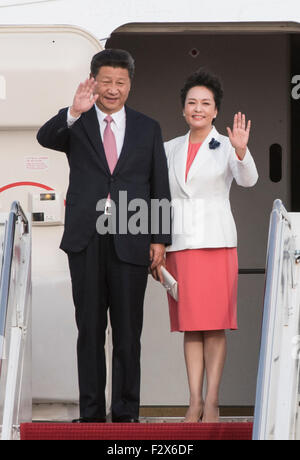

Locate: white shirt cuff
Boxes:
[67,107,81,127]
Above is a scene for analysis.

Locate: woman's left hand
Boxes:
[227,112,251,160]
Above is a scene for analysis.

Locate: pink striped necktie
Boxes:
[103,115,118,209]
[103,115,118,174]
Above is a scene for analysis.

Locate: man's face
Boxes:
[93,66,131,114]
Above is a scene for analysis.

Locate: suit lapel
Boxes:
[113,106,137,176]
[186,126,219,183]
[80,106,110,174]
[173,132,190,195]
[81,105,138,176]
[173,127,220,195]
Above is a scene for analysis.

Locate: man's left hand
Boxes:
[149,244,165,271]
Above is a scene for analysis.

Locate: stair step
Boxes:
[20,422,253,440]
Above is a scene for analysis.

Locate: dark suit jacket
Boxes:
[36,105,172,266]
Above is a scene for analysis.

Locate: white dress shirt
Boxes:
[67,105,126,214]
[67,105,126,157]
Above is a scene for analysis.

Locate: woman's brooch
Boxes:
[209,138,221,150]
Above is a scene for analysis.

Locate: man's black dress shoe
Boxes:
[72,417,106,423]
[112,416,140,423]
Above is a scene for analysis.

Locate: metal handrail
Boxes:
[252,199,297,440]
[252,201,282,439]
[0,202,29,368]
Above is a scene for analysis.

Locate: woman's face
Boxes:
[183,86,218,130]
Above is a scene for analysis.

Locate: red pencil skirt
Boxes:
[166,248,238,332]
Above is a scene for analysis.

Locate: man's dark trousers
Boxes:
[68,230,148,420]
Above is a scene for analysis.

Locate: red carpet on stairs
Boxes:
[20,422,253,440]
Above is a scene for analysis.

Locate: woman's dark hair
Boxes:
[90,49,135,81]
[180,70,224,111]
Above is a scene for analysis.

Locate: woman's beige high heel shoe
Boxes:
[183,402,204,423]
[202,405,220,423]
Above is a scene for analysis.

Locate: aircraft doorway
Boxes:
[106,23,297,412]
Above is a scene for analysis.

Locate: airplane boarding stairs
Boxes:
[1,200,300,440]
[0,202,31,441]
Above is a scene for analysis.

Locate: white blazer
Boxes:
[164,126,258,252]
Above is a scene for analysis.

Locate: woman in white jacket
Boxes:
[157,70,258,423]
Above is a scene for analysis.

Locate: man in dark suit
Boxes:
[37,49,171,423]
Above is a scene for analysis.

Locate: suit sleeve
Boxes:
[36,107,71,154]
[150,122,172,246]
[229,147,259,187]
